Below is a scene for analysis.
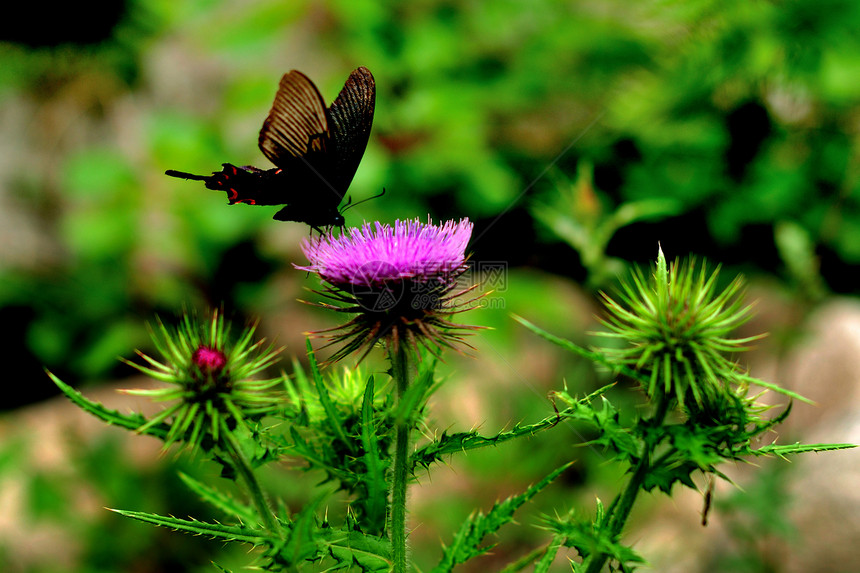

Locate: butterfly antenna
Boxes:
[341,188,386,213]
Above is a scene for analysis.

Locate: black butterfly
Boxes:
[165,66,376,229]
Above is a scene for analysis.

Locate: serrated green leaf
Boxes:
[640,459,698,494]
[410,416,558,469]
[287,426,353,484]
[178,472,259,525]
[752,442,857,458]
[47,370,170,441]
[533,535,566,573]
[430,462,573,573]
[288,356,316,422]
[261,499,392,571]
[542,384,641,463]
[412,385,616,470]
[324,529,392,572]
[736,373,815,405]
[359,376,388,532]
[271,496,322,566]
[306,339,352,449]
[673,426,722,464]
[116,498,392,571]
[582,397,641,461]
[542,502,646,571]
[109,508,269,545]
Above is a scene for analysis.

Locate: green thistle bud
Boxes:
[595,247,763,413]
[121,310,284,450]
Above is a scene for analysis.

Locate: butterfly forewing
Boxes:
[327,66,376,193]
[258,70,329,166]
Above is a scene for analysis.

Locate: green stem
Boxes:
[582,394,670,573]
[390,344,412,573]
[223,428,281,536]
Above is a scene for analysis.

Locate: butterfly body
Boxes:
[165,67,375,229]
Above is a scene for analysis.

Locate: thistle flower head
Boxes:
[296,217,482,361]
[122,310,284,450]
[595,247,763,414]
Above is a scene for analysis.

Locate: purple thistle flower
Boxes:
[297,218,483,361]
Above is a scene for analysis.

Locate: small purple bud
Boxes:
[192,346,227,373]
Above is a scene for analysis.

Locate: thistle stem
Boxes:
[222,428,281,536]
[390,344,412,573]
[582,394,670,573]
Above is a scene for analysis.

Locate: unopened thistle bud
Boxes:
[122,310,283,450]
[596,248,763,413]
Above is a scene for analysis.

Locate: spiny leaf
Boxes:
[114,482,393,573]
[412,385,616,470]
[411,416,558,469]
[271,495,322,566]
[263,501,392,572]
[288,356,316,421]
[736,373,814,405]
[306,338,352,449]
[533,535,567,573]
[109,508,270,545]
[178,472,259,525]
[542,502,645,571]
[751,442,857,458]
[47,370,170,441]
[323,529,393,572]
[287,426,354,483]
[359,376,388,531]
[429,462,573,573]
[560,393,641,462]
